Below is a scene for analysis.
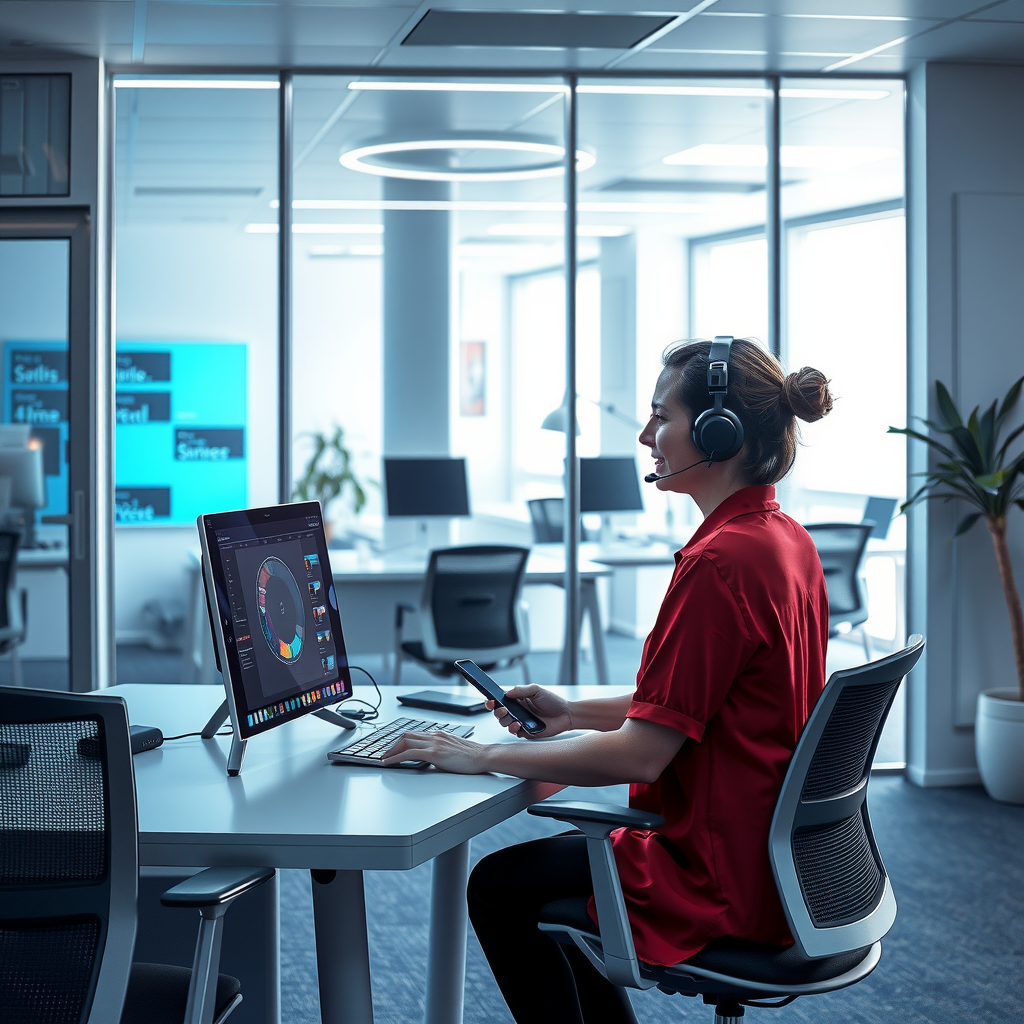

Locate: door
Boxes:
[0,208,107,692]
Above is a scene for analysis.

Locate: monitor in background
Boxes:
[580,457,644,514]
[383,457,471,518]
[198,501,357,776]
[862,495,899,540]
[0,445,46,547]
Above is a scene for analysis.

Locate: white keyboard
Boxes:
[327,716,474,769]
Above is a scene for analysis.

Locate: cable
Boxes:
[334,664,382,722]
[164,728,233,741]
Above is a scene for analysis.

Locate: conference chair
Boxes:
[0,529,26,686]
[393,545,531,685]
[528,635,924,1024]
[528,498,564,544]
[804,522,875,659]
[0,685,273,1024]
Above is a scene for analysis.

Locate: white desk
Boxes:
[110,682,582,1024]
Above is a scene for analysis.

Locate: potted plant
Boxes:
[890,376,1024,803]
[292,426,370,543]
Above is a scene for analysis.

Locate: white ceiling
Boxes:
[3,0,1024,73]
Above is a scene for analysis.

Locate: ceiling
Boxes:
[3,0,1024,74]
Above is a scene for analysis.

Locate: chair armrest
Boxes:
[529,801,664,833]
[160,866,274,909]
[528,801,662,990]
[394,602,416,631]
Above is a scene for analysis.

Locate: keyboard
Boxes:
[327,716,475,769]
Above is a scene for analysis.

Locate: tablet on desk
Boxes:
[397,690,489,715]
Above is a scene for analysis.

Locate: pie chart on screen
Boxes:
[256,556,305,663]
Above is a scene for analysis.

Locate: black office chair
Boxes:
[0,686,273,1024]
[528,498,564,544]
[394,545,531,685]
[804,522,875,659]
[0,529,27,686]
[528,635,924,1024]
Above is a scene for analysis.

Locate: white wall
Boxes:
[906,63,1024,786]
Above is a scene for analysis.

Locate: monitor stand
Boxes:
[202,699,359,777]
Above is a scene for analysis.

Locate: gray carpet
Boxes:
[278,777,1024,1023]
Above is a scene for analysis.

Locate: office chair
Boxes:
[528,498,564,544]
[0,529,26,686]
[528,635,925,1024]
[804,522,875,659]
[394,545,531,685]
[0,685,273,1024]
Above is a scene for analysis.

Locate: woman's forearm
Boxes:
[569,694,633,732]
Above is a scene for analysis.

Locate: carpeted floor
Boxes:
[278,776,1024,1024]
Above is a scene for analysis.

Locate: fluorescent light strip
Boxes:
[114,79,279,90]
[349,81,567,94]
[273,199,707,214]
[246,223,384,234]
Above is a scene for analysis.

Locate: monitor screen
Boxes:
[0,446,45,510]
[580,457,644,514]
[383,457,470,517]
[198,502,352,740]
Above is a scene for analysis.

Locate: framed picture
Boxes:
[460,340,486,416]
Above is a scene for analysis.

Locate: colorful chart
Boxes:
[256,556,305,664]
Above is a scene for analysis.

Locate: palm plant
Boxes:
[889,376,1024,701]
[292,425,369,522]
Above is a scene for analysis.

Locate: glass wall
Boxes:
[112,77,279,680]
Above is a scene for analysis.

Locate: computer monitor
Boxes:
[0,445,46,546]
[198,501,355,775]
[383,457,471,518]
[580,457,644,514]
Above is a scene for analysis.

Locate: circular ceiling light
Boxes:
[340,135,595,182]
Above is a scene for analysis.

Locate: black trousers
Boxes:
[467,833,639,1024]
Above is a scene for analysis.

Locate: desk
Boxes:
[15,543,69,660]
[110,682,573,1024]
[184,549,615,687]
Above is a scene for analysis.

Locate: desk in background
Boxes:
[109,682,622,1024]
[16,543,69,659]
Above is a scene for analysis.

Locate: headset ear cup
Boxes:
[692,407,744,462]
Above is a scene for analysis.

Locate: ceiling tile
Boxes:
[378,45,615,69]
[139,44,383,66]
[615,47,836,72]
[0,1,132,46]
[966,0,1024,20]
[881,17,1024,58]
[650,12,932,53]
[708,0,982,16]
[145,2,412,48]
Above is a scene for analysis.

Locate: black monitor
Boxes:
[383,457,470,518]
[580,457,644,514]
[198,501,355,775]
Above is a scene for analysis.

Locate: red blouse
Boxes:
[596,485,828,966]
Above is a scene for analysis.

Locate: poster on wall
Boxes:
[1,340,248,526]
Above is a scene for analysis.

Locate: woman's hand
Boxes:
[489,684,574,739]
[381,730,491,774]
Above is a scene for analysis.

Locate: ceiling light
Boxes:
[663,144,895,168]
[348,81,567,94]
[245,223,384,234]
[581,84,887,100]
[114,79,279,90]
[487,223,631,237]
[349,245,384,256]
[340,137,595,182]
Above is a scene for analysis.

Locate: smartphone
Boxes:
[453,660,546,735]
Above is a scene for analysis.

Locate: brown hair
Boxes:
[662,338,833,485]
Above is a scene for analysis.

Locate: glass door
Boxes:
[0,209,105,692]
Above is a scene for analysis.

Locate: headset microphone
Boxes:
[644,457,712,483]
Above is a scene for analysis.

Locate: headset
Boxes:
[691,335,744,463]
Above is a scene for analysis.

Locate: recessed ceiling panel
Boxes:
[402,10,674,49]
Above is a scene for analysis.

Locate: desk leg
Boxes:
[424,841,470,1024]
[581,579,610,686]
[311,869,373,1024]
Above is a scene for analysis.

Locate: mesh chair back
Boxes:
[804,523,873,627]
[420,546,530,662]
[527,499,563,544]
[0,530,20,632]
[0,688,139,1024]
[768,635,924,959]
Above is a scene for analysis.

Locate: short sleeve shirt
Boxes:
[598,485,828,966]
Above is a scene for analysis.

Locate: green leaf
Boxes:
[979,400,998,465]
[888,426,959,462]
[953,512,983,537]
[997,422,1024,465]
[975,471,1004,494]
[996,375,1024,429]
[935,380,963,430]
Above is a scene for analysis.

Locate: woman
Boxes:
[383,338,834,1024]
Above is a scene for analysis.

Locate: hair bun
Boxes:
[781,367,833,423]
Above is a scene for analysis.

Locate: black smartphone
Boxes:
[453,660,546,735]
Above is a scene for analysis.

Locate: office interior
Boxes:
[1,2,1024,1022]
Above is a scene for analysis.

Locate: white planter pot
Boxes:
[976,689,1024,805]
